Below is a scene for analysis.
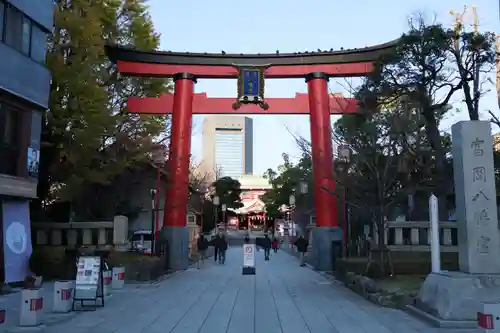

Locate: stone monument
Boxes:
[414,121,500,327]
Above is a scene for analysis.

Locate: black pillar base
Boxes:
[158,226,189,271]
[310,226,343,271]
[242,266,256,275]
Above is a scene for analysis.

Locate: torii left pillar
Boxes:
[159,73,196,271]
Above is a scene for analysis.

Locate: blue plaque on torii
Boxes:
[232,65,269,110]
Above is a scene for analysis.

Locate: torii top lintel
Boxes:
[105,40,398,79]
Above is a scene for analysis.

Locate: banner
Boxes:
[2,200,32,282]
[27,111,42,178]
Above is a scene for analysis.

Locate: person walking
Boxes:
[211,234,220,263]
[196,233,208,269]
[272,237,280,253]
[262,234,272,261]
[294,235,309,267]
[217,234,228,264]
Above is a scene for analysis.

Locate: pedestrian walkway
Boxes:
[5,248,480,333]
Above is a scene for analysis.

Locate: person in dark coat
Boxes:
[244,235,250,244]
[211,234,220,262]
[294,235,309,267]
[196,233,209,269]
[217,234,228,264]
[262,234,272,260]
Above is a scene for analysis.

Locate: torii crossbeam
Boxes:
[127,92,359,115]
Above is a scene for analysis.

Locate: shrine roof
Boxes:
[105,39,398,68]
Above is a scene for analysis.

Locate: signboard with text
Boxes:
[74,255,104,308]
[76,256,101,286]
[243,244,255,267]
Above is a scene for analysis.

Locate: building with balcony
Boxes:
[0,0,53,283]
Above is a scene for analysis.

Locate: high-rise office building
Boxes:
[201,116,253,180]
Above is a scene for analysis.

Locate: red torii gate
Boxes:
[106,41,396,271]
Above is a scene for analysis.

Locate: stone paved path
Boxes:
[3,248,481,333]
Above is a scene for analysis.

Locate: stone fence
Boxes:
[384,221,458,253]
[32,215,129,249]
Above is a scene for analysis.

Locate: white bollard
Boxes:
[103,270,112,296]
[478,302,500,332]
[429,194,441,273]
[19,289,44,327]
[112,266,125,290]
[53,280,75,313]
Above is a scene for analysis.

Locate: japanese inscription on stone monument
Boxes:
[451,121,500,274]
[469,138,491,255]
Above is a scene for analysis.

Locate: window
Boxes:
[5,5,23,52]
[30,24,47,63]
[0,104,20,176]
[1,3,47,63]
[0,2,5,40]
[21,16,31,55]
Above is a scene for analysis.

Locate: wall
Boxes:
[1,0,53,108]
[0,42,50,108]
[126,170,165,232]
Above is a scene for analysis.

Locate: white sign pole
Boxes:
[429,194,441,273]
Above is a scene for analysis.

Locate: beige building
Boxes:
[493,133,500,152]
[201,116,254,182]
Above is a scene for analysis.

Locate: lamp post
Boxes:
[151,144,167,255]
[336,145,352,257]
[149,188,158,255]
[289,191,296,247]
[213,195,220,232]
[221,204,227,232]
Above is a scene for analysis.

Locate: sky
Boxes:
[147,0,499,175]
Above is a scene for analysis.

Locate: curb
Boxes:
[281,248,345,287]
[404,305,477,329]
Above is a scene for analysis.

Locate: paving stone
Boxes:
[1,248,484,333]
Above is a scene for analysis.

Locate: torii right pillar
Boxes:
[306,72,342,271]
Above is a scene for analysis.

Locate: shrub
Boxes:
[28,249,46,276]
[106,251,164,281]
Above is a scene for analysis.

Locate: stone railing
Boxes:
[32,215,129,249]
[384,221,458,253]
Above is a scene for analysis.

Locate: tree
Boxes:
[261,153,313,231]
[36,0,171,220]
[188,162,216,233]
[362,19,453,192]
[449,7,496,121]
[332,98,442,244]
[211,177,243,224]
[449,21,496,120]
[361,16,496,219]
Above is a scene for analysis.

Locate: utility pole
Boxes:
[496,38,500,113]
